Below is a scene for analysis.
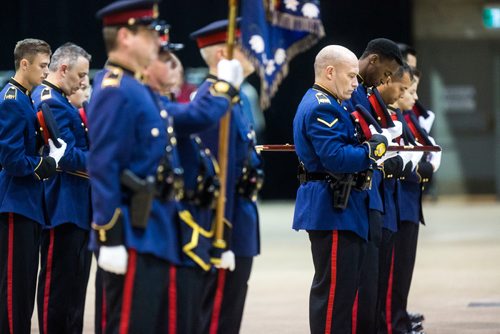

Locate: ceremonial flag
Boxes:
[241,0,325,108]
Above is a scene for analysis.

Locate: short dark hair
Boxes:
[397,43,417,59]
[14,38,52,71]
[392,62,414,82]
[412,67,421,79]
[361,38,403,66]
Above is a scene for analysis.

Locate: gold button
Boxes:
[151,128,159,137]
[214,81,230,93]
[161,110,168,119]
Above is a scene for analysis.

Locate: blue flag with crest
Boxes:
[241,0,325,108]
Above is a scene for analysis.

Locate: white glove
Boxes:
[217,59,244,88]
[398,151,413,169]
[418,110,435,133]
[369,125,392,145]
[427,135,442,172]
[409,150,424,171]
[98,245,128,275]
[387,120,403,139]
[376,151,398,166]
[48,138,67,165]
[215,250,235,271]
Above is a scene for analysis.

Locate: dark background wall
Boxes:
[0,0,412,199]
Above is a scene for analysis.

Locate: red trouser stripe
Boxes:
[325,230,339,334]
[102,285,107,333]
[168,265,177,334]
[209,269,227,334]
[386,246,395,334]
[7,213,14,334]
[352,290,359,334]
[119,250,137,334]
[43,229,55,334]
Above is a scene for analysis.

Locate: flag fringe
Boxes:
[270,11,325,36]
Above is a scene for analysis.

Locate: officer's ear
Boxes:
[60,64,69,77]
[116,27,133,48]
[216,47,227,61]
[325,65,335,80]
[19,58,30,72]
[369,54,379,65]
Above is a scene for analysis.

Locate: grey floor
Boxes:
[32,198,500,333]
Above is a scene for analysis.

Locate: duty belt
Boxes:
[297,165,373,210]
[299,171,366,190]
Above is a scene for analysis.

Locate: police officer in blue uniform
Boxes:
[374,63,418,334]
[32,42,92,334]
[293,45,391,334]
[343,38,404,334]
[88,1,182,332]
[386,70,438,334]
[190,19,264,334]
[0,39,67,334]
[143,29,242,333]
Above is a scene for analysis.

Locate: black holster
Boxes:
[327,174,355,210]
[237,166,264,201]
[155,156,184,201]
[121,169,156,229]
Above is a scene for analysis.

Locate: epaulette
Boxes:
[4,87,17,100]
[41,87,52,101]
[315,92,331,104]
[209,80,239,103]
[102,68,123,88]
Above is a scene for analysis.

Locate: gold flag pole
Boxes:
[213,0,238,255]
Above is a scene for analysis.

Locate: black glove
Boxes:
[382,155,404,179]
[416,161,433,184]
[365,134,388,161]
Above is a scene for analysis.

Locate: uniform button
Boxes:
[170,137,177,145]
[161,110,168,119]
[247,133,252,139]
[167,126,174,134]
[151,128,160,137]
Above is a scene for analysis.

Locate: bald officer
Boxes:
[293,45,392,334]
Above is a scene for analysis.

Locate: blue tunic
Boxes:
[159,86,231,269]
[397,173,422,225]
[344,84,384,213]
[32,81,91,230]
[0,79,48,225]
[87,64,180,264]
[382,178,398,232]
[197,77,261,257]
[293,87,372,239]
[231,99,261,258]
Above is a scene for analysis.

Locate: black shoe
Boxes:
[411,322,424,332]
[408,312,425,323]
